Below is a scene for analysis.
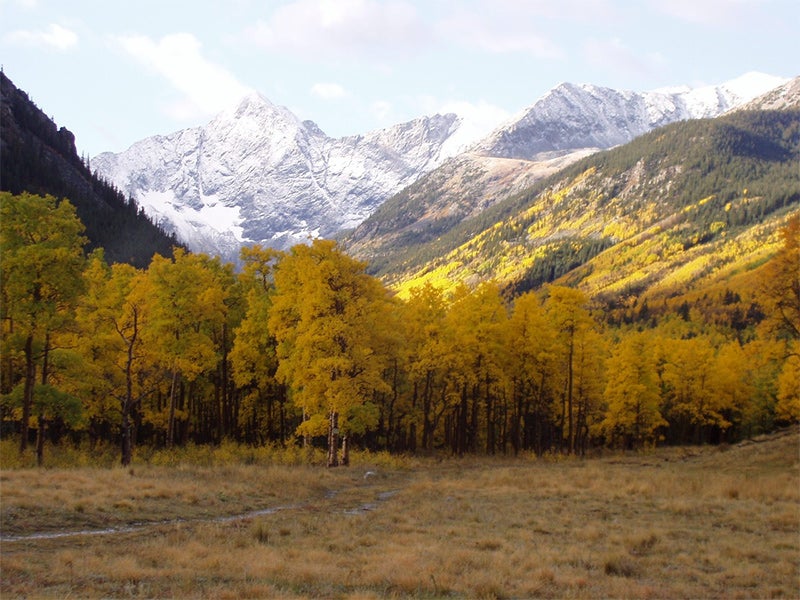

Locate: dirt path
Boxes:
[0,483,403,544]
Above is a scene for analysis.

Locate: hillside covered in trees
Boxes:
[357,110,799,305]
[0,71,180,268]
[2,190,798,466]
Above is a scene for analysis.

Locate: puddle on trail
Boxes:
[1,489,401,543]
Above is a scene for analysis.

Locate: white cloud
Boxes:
[112,32,251,120]
[6,0,39,8]
[438,8,562,59]
[650,0,765,25]
[246,0,430,59]
[583,37,666,78]
[4,23,78,51]
[311,82,349,99]
[416,96,510,152]
[370,100,393,121]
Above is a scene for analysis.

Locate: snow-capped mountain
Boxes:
[473,72,788,159]
[92,93,466,261]
[734,75,800,111]
[93,72,788,261]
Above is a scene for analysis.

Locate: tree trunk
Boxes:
[327,410,339,467]
[341,433,350,466]
[567,331,575,454]
[121,313,138,466]
[36,412,46,467]
[19,334,35,455]
[35,334,51,467]
[167,370,179,448]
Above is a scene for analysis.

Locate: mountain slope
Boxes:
[735,76,800,111]
[343,73,788,274]
[376,109,800,300]
[92,95,466,262]
[0,71,180,267]
[474,72,787,160]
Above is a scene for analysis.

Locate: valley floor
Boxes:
[1,430,799,599]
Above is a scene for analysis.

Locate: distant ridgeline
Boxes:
[0,71,180,267]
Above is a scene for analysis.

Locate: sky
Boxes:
[2,0,798,158]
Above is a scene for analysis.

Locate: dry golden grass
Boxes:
[2,429,798,598]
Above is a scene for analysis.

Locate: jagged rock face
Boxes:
[93,94,463,262]
[473,73,788,160]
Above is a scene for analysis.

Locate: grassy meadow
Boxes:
[1,430,799,599]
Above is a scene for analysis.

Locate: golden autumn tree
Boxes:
[710,340,756,440]
[601,331,667,448]
[144,250,227,447]
[268,240,390,467]
[230,245,288,444]
[544,286,597,454]
[443,282,510,455]
[402,283,449,452]
[507,290,557,455]
[660,336,732,443]
[775,342,800,424]
[0,192,86,456]
[74,253,152,465]
[758,215,800,343]
[756,215,800,426]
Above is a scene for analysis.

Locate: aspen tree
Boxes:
[75,254,151,464]
[508,291,557,455]
[230,245,286,443]
[144,250,225,446]
[269,240,389,466]
[544,286,595,454]
[0,192,86,456]
[601,332,667,448]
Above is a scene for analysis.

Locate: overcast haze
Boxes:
[2,0,798,157]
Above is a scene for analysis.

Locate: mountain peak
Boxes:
[235,90,274,110]
[720,71,789,100]
[472,73,789,160]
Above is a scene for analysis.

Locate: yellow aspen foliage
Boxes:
[143,250,228,446]
[711,341,755,430]
[775,342,800,424]
[74,254,151,464]
[268,240,390,466]
[661,336,731,434]
[601,331,667,448]
[0,192,87,456]
[230,245,288,443]
[544,286,597,454]
[758,215,800,341]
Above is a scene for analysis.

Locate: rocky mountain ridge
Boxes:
[92,73,789,262]
[93,94,465,262]
[472,72,787,159]
[344,74,793,271]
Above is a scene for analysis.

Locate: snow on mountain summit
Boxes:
[92,73,789,261]
[473,72,789,160]
[92,96,469,262]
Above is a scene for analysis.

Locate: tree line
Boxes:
[2,192,798,466]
